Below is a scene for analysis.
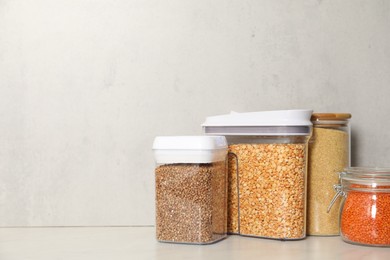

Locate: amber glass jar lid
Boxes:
[311,113,351,121]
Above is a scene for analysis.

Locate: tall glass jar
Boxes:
[307,113,351,236]
[334,168,390,247]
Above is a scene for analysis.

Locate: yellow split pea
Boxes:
[228,143,306,239]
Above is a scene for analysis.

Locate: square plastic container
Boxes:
[153,136,228,244]
[202,110,312,240]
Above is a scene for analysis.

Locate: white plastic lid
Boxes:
[153,136,228,164]
[202,109,312,136]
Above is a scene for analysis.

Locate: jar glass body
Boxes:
[338,168,390,247]
[227,135,310,240]
[307,114,351,236]
[155,161,228,244]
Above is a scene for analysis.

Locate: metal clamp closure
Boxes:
[327,184,345,213]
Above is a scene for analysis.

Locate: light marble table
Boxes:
[0,227,389,260]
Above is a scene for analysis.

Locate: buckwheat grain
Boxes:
[155,162,227,244]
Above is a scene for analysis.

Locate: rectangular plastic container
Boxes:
[153,136,228,244]
[202,110,312,240]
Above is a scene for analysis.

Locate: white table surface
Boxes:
[0,227,389,260]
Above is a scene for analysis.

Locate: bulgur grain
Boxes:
[307,127,348,235]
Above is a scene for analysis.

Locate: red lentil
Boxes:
[340,185,390,246]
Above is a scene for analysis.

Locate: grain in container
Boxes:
[202,110,312,240]
[329,167,390,247]
[307,113,351,236]
[153,136,228,244]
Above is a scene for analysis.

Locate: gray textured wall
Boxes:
[1,0,389,226]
